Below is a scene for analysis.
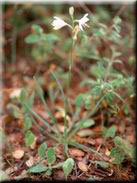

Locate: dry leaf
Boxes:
[12,149,24,159]
[78,161,88,172]
[77,129,95,137]
[69,148,85,157]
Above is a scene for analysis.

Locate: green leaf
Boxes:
[80,119,95,128]
[46,168,52,176]
[75,94,83,107]
[27,92,35,108]
[36,82,44,96]
[103,125,117,139]
[110,147,125,165]
[28,163,48,173]
[95,161,109,169]
[106,92,114,105]
[41,33,59,42]
[32,24,43,34]
[114,136,123,146]
[93,27,106,37]
[19,88,28,103]
[85,95,91,110]
[8,104,22,119]
[63,158,74,178]
[25,34,41,44]
[47,148,56,165]
[114,136,135,159]
[38,143,47,159]
[91,64,105,78]
[124,104,129,115]
[91,85,102,96]
[24,115,32,131]
[25,130,35,146]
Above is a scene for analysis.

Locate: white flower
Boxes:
[10,88,22,99]
[75,13,89,31]
[52,16,72,30]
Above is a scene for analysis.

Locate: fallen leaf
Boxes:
[78,161,88,172]
[77,129,95,137]
[12,149,24,159]
[69,148,85,157]
[95,138,103,145]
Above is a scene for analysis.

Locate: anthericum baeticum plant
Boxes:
[16,5,135,179]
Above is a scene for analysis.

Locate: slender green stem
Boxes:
[68,39,75,90]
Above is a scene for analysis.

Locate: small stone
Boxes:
[78,161,88,172]
[69,148,85,157]
[12,149,24,159]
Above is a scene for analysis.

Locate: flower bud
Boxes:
[69,6,74,17]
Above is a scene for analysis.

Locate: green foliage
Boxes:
[38,143,47,159]
[25,24,59,44]
[80,119,95,128]
[110,136,135,165]
[63,158,75,179]
[91,63,106,78]
[47,148,56,165]
[28,163,48,173]
[24,115,32,131]
[123,104,129,115]
[25,34,41,44]
[103,125,117,139]
[45,169,52,176]
[20,6,135,178]
[95,160,109,169]
[75,94,84,108]
[110,147,125,165]
[32,24,44,34]
[25,130,35,146]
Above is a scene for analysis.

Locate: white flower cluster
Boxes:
[52,8,89,32]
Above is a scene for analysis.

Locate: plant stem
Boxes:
[68,39,75,91]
